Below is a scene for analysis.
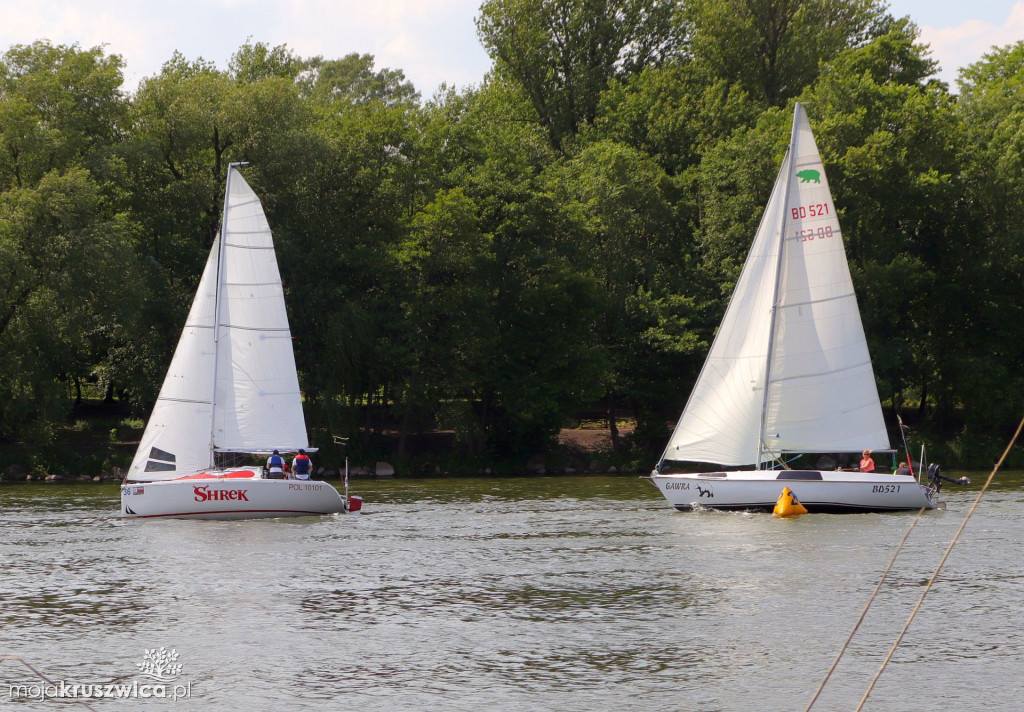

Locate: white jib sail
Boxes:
[663,104,889,467]
[127,166,309,480]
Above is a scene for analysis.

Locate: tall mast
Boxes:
[756,103,802,469]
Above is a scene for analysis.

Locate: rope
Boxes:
[803,503,929,711]
[855,413,1024,710]
[804,413,1024,711]
[0,653,99,711]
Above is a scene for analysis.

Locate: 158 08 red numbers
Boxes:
[796,225,834,242]
[791,203,830,220]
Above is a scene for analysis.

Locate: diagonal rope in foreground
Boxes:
[0,653,99,711]
[803,496,930,710]
[805,413,1024,711]
[854,413,1024,710]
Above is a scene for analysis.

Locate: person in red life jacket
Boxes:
[859,449,875,473]
[291,449,312,480]
[266,449,285,479]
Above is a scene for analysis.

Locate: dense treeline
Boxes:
[2,0,1024,475]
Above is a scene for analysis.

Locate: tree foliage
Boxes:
[3,1,1024,472]
[0,42,142,445]
[477,0,680,151]
[683,0,889,106]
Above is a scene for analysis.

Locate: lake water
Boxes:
[1,472,1022,711]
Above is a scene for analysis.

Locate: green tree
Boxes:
[268,54,423,452]
[683,0,889,106]
[484,196,608,456]
[392,188,494,454]
[229,40,305,83]
[0,41,125,189]
[692,105,792,298]
[947,42,1024,449]
[123,55,243,411]
[300,53,419,106]
[418,78,612,457]
[595,63,759,176]
[545,140,699,446]
[0,41,143,453]
[0,168,144,440]
[476,0,680,151]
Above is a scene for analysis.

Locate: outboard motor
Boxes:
[926,463,971,493]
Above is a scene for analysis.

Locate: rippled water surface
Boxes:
[1,472,1022,711]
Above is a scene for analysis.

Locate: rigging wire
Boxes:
[854,413,1024,710]
[0,654,99,711]
[803,503,928,711]
[804,413,1024,711]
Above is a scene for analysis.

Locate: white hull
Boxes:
[649,470,934,513]
[121,470,348,520]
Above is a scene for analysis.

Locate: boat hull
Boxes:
[121,475,348,520]
[648,470,934,513]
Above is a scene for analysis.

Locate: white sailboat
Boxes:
[649,104,935,513]
[121,163,354,519]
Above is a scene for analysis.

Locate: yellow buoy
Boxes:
[774,486,808,517]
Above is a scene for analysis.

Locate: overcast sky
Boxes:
[1,1,1023,96]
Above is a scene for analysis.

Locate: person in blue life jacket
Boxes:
[266,449,286,479]
[291,449,312,480]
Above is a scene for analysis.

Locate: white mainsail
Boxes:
[127,165,309,481]
[662,104,889,467]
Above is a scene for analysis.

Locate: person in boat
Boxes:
[896,460,911,476]
[266,449,286,479]
[291,449,312,480]
[859,449,875,472]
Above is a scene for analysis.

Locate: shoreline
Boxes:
[0,425,641,482]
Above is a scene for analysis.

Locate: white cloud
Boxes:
[0,0,492,95]
[917,2,1024,87]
